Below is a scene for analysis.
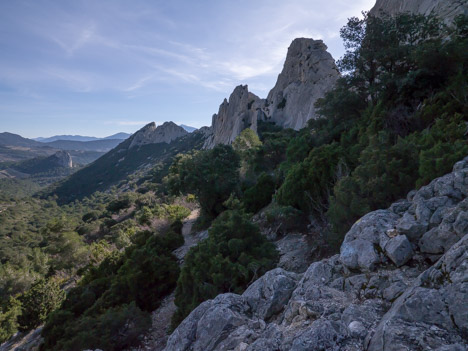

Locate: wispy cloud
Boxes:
[103,121,154,126]
[1,0,378,136]
[124,75,154,92]
[50,23,97,56]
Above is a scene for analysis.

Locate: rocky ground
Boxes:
[163,157,468,351]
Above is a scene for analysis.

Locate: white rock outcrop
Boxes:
[203,38,340,148]
[262,38,340,130]
[203,85,265,149]
[128,122,188,149]
[49,150,73,168]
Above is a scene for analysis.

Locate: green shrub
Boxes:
[137,206,153,225]
[42,302,150,351]
[243,173,276,213]
[277,143,344,214]
[18,279,65,331]
[167,145,240,218]
[42,229,181,350]
[172,209,278,328]
[0,297,21,343]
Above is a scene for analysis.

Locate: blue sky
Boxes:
[0,0,375,138]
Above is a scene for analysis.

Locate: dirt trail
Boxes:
[128,209,206,351]
[173,209,208,264]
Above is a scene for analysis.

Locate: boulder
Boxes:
[420,199,468,254]
[340,210,399,271]
[243,268,300,320]
[368,234,468,351]
[384,235,413,267]
[340,239,380,272]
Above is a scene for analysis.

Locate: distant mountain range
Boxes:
[0,123,198,173]
[0,132,116,165]
[180,124,197,133]
[32,124,196,143]
[33,132,131,143]
[48,122,204,203]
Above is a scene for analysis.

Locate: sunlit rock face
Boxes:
[370,0,468,24]
[203,85,264,149]
[203,37,340,148]
[262,38,340,130]
[50,150,73,168]
[128,121,188,149]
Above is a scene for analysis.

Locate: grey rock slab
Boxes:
[289,319,344,351]
[395,211,427,242]
[242,268,300,320]
[203,85,262,149]
[368,234,468,351]
[384,235,413,267]
[340,239,380,272]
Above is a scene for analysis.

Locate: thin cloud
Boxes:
[103,121,154,126]
[124,75,154,92]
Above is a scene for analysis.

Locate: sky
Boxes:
[0,0,376,138]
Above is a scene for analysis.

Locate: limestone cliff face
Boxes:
[203,38,339,148]
[49,150,73,168]
[128,122,188,149]
[263,38,340,130]
[203,85,265,149]
[370,0,468,23]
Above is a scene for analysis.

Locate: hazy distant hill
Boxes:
[34,132,131,143]
[34,135,99,142]
[180,124,197,133]
[0,132,43,148]
[103,132,131,140]
[44,139,123,152]
[0,132,108,165]
[48,123,205,203]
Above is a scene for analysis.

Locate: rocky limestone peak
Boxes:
[203,84,265,149]
[370,0,468,24]
[263,38,340,130]
[49,150,73,168]
[128,121,188,149]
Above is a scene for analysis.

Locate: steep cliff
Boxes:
[263,38,340,130]
[203,38,340,148]
[370,0,468,23]
[203,85,265,149]
[129,121,188,149]
[48,150,73,169]
[164,156,468,351]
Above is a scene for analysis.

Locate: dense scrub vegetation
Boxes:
[272,13,468,245]
[41,224,183,350]
[0,174,192,345]
[171,209,278,327]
